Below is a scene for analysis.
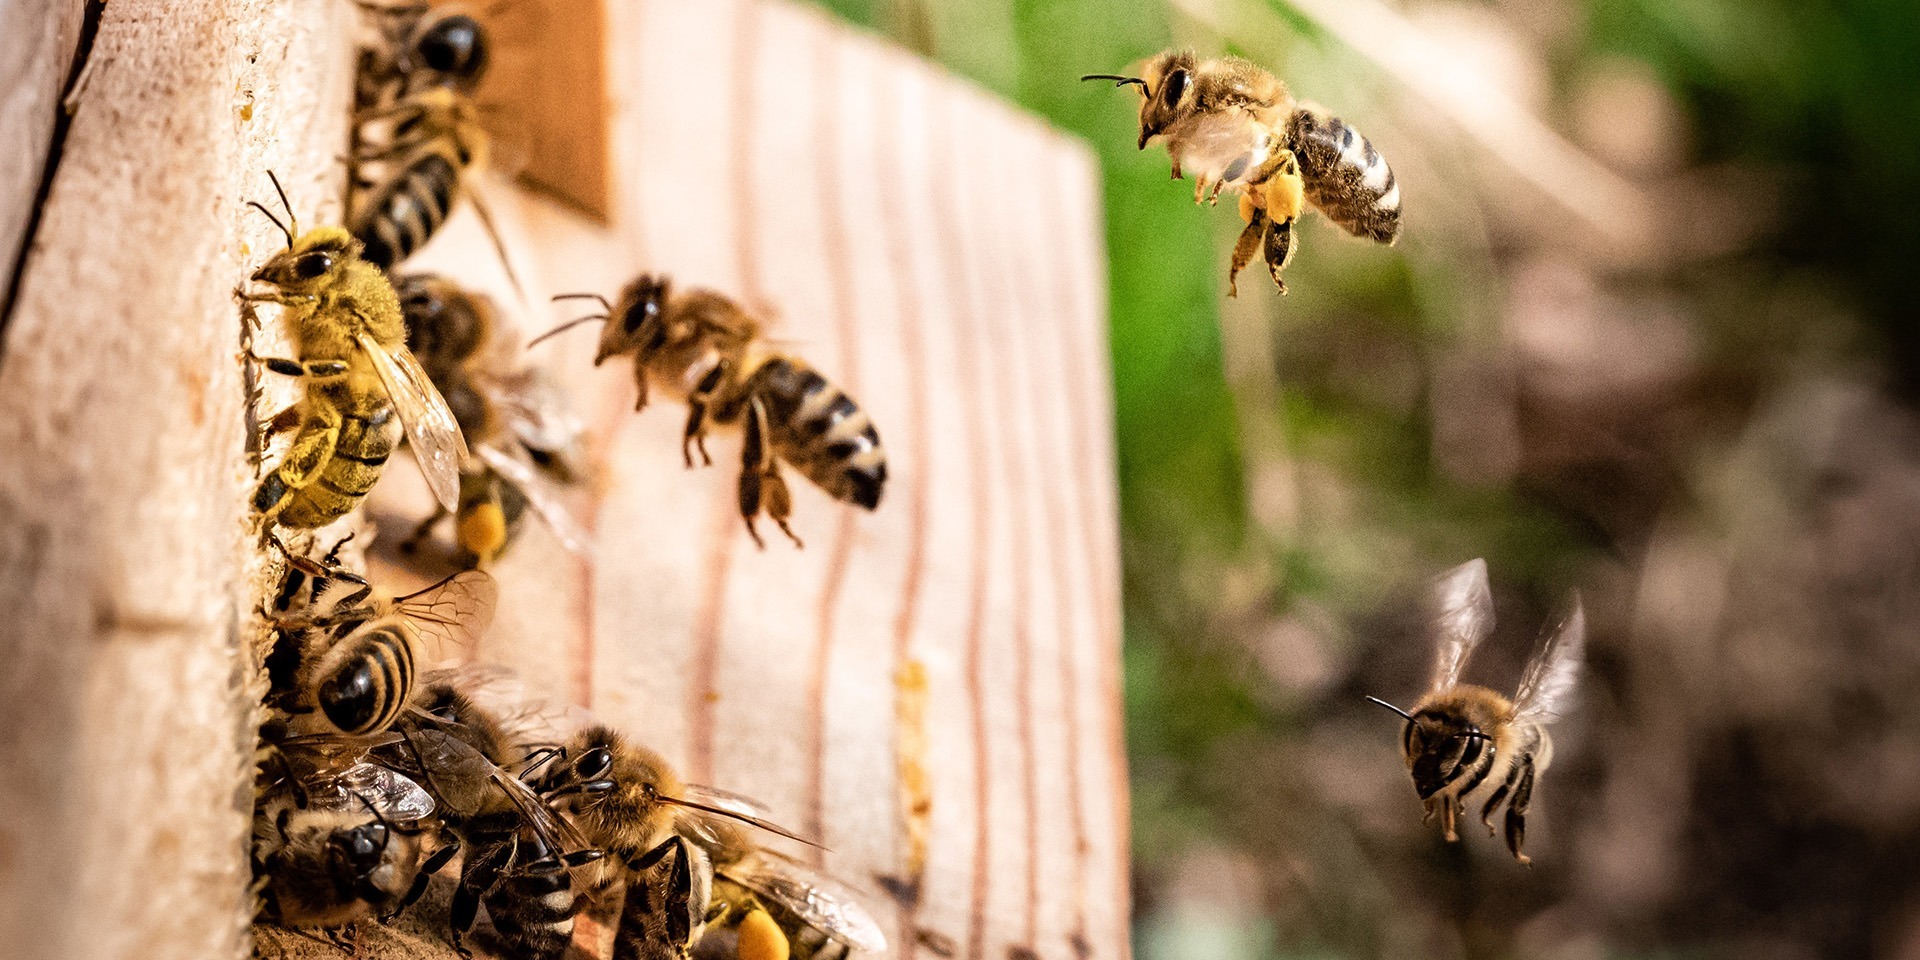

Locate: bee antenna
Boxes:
[1364,696,1416,721]
[1081,74,1145,89]
[246,201,294,251]
[551,292,613,311]
[266,170,298,243]
[526,314,607,349]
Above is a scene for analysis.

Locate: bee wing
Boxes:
[330,762,437,822]
[490,369,586,467]
[488,770,598,856]
[357,332,470,512]
[392,570,497,660]
[671,785,816,848]
[1428,558,1494,695]
[475,443,593,556]
[1513,595,1585,724]
[719,851,889,953]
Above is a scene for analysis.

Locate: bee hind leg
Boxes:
[683,363,726,465]
[737,397,803,549]
[1229,202,1269,299]
[1503,758,1537,864]
[1263,217,1296,295]
[1480,762,1521,837]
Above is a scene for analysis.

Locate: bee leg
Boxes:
[1263,216,1296,295]
[385,840,460,921]
[1169,158,1183,180]
[738,398,769,549]
[631,359,652,412]
[399,504,450,554]
[683,362,727,466]
[1503,758,1537,864]
[1479,762,1521,837]
[1228,203,1270,299]
[1440,794,1460,842]
[253,406,344,517]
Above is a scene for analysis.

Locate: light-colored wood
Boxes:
[0,2,354,959]
[0,0,85,303]
[0,2,1124,960]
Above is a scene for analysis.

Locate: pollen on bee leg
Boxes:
[736,908,791,960]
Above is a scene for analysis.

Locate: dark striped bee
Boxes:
[1366,559,1584,863]
[533,276,886,548]
[1084,50,1402,296]
[348,4,504,273]
[241,173,471,529]
[252,747,441,931]
[394,274,590,568]
[376,682,609,960]
[693,835,889,960]
[265,537,496,739]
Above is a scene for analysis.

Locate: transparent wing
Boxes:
[420,663,591,751]
[670,784,815,848]
[1428,558,1494,694]
[393,570,497,660]
[489,368,586,474]
[358,332,470,512]
[489,770,597,856]
[476,444,592,556]
[1513,596,1585,723]
[720,851,888,953]
[325,762,437,822]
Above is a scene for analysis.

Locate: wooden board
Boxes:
[0,2,1125,960]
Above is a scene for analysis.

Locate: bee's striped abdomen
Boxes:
[276,390,402,529]
[486,869,577,960]
[353,152,461,271]
[314,624,415,736]
[750,357,887,511]
[1286,108,1401,245]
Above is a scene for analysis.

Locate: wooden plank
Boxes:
[0,0,86,315]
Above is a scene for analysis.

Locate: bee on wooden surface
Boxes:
[253,755,443,931]
[265,537,497,740]
[354,1,492,113]
[693,841,889,960]
[375,683,609,959]
[240,173,469,529]
[533,276,886,548]
[1084,50,1402,295]
[393,274,590,567]
[1366,559,1584,863]
[528,725,819,960]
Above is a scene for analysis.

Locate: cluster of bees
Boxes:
[235,7,1581,956]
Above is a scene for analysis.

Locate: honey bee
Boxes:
[253,754,442,930]
[376,682,609,959]
[240,173,469,528]
[533,276,886,548]
[394,274,590,567]
[348,5,510,276]
[694,838,889,960]
[1084,50,1402,295]
[265,536,497,739]
[527,725,819,960]
[1366,559,1584,863]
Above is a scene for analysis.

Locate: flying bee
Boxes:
[393,274,591,567]
[253,755,442,931]
[533,276,886,548]
[528,724,821,960]
[265,536,497,739]
[240,172,470,529]
[1084,50,1402,296]
[1366,559,1584,863]
[375,683,609,960]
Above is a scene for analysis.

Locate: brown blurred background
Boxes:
[802,0,1920,957]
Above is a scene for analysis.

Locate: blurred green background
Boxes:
[805,2,1920,958]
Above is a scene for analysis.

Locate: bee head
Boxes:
[1136,50,1197,150]
[600,274,672,365]
[252,227,360,291]
[1367,696,1492,799]
[329,820,392,881]
[413,13,489,88]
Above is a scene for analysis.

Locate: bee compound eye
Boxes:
[1162,68,1187,103]
[294,251,334,279]
[318,662,382,735]
[420,16,487,79]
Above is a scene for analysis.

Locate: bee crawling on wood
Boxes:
[1367,559,1584,863]
[239,172,470,530]
[1084,50,1402,296]
[531,276,886,548]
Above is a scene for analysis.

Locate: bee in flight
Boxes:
[240,172,469,530]
[252,745,441,934]
[374,681,609,960]
[264,535,497,740]
[532,276,886,548]
[394,274,591,567]
[1084,50,1402,295]
[1366,559,1584,863]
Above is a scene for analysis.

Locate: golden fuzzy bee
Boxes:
[348,4,499,272]
[265,536,497,739]
[240,174,470,528]
[252,750,440,931]
[1085,50,1402,295]
[1367,559,1584,863]
[374,682,609,959]
[534,276,887,548]
[528,724,825,960]
[694,835,889,960]
[395,274,591,567]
